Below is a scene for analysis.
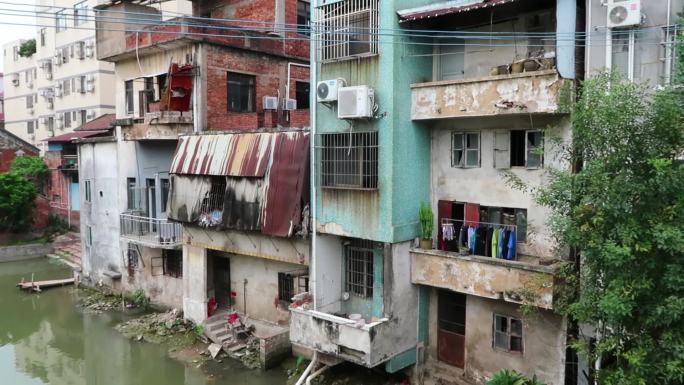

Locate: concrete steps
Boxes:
[203,311,238,347]
[51,237,82,271]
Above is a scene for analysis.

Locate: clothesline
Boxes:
[440,219,517,260]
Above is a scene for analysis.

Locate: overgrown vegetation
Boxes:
[18,39,35,58]
[418,202,434,240]
[11,156,48,178]
[127,289,150,309]
[514,70,684,385]
[487,369,546,385]
[0,172,37,232]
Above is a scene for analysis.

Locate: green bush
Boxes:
[18,39,36,58]
[487,370,546,385]
[129,289,150,309]
[0,173,37,232]
[11,156,48,178]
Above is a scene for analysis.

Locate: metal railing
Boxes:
[62,154,78,168]
[120,213,182,248]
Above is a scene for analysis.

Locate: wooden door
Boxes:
[438,290,466,368]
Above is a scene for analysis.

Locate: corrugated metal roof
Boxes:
[169,131,310,238]
[170,133,273,177]
[397,0,519,22]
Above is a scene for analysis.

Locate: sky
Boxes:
[0,1,39,73]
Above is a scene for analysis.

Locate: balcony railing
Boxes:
[119,213,182,249]
[60,154,78,170]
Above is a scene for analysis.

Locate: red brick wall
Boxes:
[205,45,309,131]
[44,150,78,226]
[0,149,16,172]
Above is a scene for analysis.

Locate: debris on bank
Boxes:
[77,286,125,313]
[115,309,203,347]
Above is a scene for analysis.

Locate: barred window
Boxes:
[316,0,379,62]
[163,249,183,278]
[319,131,378,190]
[344,239,377,298]
[278,270,309,304]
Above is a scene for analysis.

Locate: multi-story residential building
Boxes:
[2,1,118,151]
[290,1,585,385]
[82,0,310,367]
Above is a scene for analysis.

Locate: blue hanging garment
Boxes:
[507,229,517,260]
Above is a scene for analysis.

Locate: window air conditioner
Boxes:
[263,96,278,110]
[607,0,641,28]
[284,98,297,111]
[337,85,375,119]
[316,78,345,102]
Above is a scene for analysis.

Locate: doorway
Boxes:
[212,254,231,309]
[438,290,466,368]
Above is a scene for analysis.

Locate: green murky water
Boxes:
[0,258,288,385]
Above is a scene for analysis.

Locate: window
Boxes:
[317,0,379,62]
[86,225,92,246]
[227,72,256,112]
[125,80,134,114]
[74,1,88,26]
[39,28,46,46]
[494,130,544,169]
[127,177,138,210]
[161,178,170,212]
[611,29,635,81]
[278,270,309,304]
[344,239,376,298]
[127,244,139,270]
[162,249,183,278]
[156,74,168,99]
[63,79,71,96]
[47,117,54,134]
[297,1,311,35]
[452,132,479,168]
[295,81,310,109]
[320,131,378,190]
[199,177,226,217]
[26,95,33,109]
[438,38,465,81]
[13,46,18,61]
[80,109,87,124]
[84,180,91,202]
[493,314,523,353]
[64,111,71,128]
[27,121,34,134]
[56,10,67,32]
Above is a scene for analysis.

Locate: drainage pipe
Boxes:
[295,352,318,385]
[306,363,330,385]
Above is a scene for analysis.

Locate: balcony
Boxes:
[289,307,398,368]
[410,248,560,310]
[411,70,568,120]
[121,111,193,140]
[119,213,182,249]
[58,154,78,171]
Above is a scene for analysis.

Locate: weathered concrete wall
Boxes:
[411,71,565,120]
[259,328,291,369]
[121,245,183,309]
[411,249,556,309]
[0,244,52,262]
[426,291,567,385]
[429,115,571,258]
[313,234,343,314]
[79,140,122,287]
[585,0,683,85]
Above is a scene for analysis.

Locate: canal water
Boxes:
[0,258,289,385]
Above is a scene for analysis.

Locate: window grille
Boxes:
[315,0,379,63]
[198,177,227,226]
[278,270,309,304]
[344,239,377,298]
[163,249,183,278]
[319,131,378,190]
[127,244,139,270]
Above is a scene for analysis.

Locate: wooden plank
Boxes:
[16,278,75,292]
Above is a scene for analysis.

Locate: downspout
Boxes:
[192,44,203,133]
[310,0,318,311]
[665,0,673,84]
[585,0,592,76]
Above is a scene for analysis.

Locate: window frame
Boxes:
[493,313,524,354]
[317,0,379,63]
[86,225,92,246]
[525,130,544,169]
[162,249,183,278]
[55,10,67,32]
[296,0,311,36]
[125,80,134,115]
[319,131,379,190]
[226,72,256,113]
[84,179,92,202]
[39,28,46,46]
[27,121,34,134]
[451,131,480,168]
[295,81,310,109]
[507,129,544,169]
[74,1,88,26]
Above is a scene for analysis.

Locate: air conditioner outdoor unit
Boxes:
[317,78,345,102]
[263,96,278,110]
[85,41,95,58]
[11,73,19,86]
[337,85,375,119]
[607,0,641,28]
[284,98,297,111]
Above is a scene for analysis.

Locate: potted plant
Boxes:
[418,202,434,249]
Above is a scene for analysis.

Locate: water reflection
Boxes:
[0,259,287,385]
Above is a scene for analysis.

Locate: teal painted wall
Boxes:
[315,0,434,244]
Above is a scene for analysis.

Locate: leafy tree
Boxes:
[18,39,36,58]
[675,9,684,85]
[11,155,48,178]
[529,72,684,385]
[0,173,37,231]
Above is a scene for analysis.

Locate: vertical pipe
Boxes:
[665,0,673,84]
[585,0,592,77]
[311,0,318,311]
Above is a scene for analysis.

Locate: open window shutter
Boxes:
[437,200,453,250]
[494,131,510,169]
[465,203,480,227]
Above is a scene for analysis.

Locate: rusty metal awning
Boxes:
[169,131,310,237]
[397,0,520,22]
